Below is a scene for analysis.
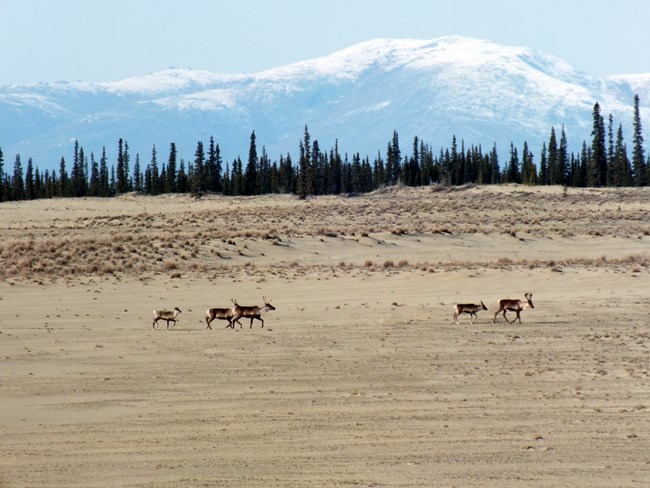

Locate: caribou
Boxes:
[453,301,487,325]
[231,297,276,328]
[152,307,182,330]
[493,293,534,324]
[205,307,243,329]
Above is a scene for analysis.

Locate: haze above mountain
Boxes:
[1,36,649,172]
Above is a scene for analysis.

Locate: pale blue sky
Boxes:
[1,0,649,85]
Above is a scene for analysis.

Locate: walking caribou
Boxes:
[493,293,534,324]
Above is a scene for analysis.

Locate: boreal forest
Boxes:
[1,96,647,202]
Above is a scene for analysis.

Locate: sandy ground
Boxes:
[1,185,650,487]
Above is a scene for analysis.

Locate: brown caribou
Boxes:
[453,300,488,325]
[231,297,276,328]
[493,293,534,324]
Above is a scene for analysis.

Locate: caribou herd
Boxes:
[152,293,535,330]
[453,292,535,325]
[152,297,276,330]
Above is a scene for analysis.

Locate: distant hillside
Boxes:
[1,36,649,172]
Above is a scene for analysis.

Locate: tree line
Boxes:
[0,95,647,202]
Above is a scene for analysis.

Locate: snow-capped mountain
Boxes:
[1,36,649,172]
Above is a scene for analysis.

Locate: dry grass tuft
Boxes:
[2,186,649,281]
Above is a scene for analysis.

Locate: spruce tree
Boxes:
[166,142,177,193]
[558,126,568,186]
[149,145,159,195]
[489,144,500,184]
[12,154,25,200]
[99,147,110,197]
[0,146,3,202]
[124,141,131,191]
[311,139,322,195]
[205,137,217,193]
[177,159,188,193]
[34,166,42,199]
[632,94,646,186]
[258,146,271,194]
[59,157,68,197]
[505,143,520,183]
[607,114,615,186]
[89,152,99,196]
[548,127,559,184]
[298,126,312,197]
[110,166,116,196]
[191,141,206,195]
[244,131,258,195]
[133,154,142,192]
[116,139,132,194]
[539,142,548,185]
[386,130,401,185]
[611,124,631,186]
[589,103,607,187]
[521,142,535,185]
[25,157,34,199]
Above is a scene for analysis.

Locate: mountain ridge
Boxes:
[1,36,649,172]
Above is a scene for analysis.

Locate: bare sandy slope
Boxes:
[1,185,650,487]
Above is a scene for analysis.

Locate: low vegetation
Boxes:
[1,185,648,281]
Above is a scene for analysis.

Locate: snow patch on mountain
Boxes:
[0,36,648,172]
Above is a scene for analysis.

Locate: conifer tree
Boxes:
[488,144,500,184]
[116,139,124,193]
[72,140,82,196]
[258,146,272,194]
[589,103,607,187]
[558,126,568,186]
[270,160,279,193]
[177,159,188,193]
[420,141,433,185]
[59,157,68,197]
[25,157,34,199]
[327,142,342,194]
[89,152,100,196]
[0,147,3,202]
[231,156,244,195]
[298,126,313,197]
[607,114,615,186]
[34,166,42,199]
[116,139,131,194]
[277,154,293,193]
[110,166,116,196]
[149,145,159,195]
[221,162,231,195]
[311,139,324,195]
[45,169,55,198]
[385,130,401,185]
[99,147,110,197]
[521,142,536,185]
[205,137,218,193]
[632,94,646,186]
[547,127,559,184]
[191,141,206,195]
[244,130,258,195]
[165,142,177,193]
[124,141,131,191]
[611,124,631,186]
[12,154,25,200]
[70,140,88,197]
[505,143,520,183]
[133,154,142,192]
[538,142,549,185]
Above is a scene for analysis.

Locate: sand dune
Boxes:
[1,185,649,487]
